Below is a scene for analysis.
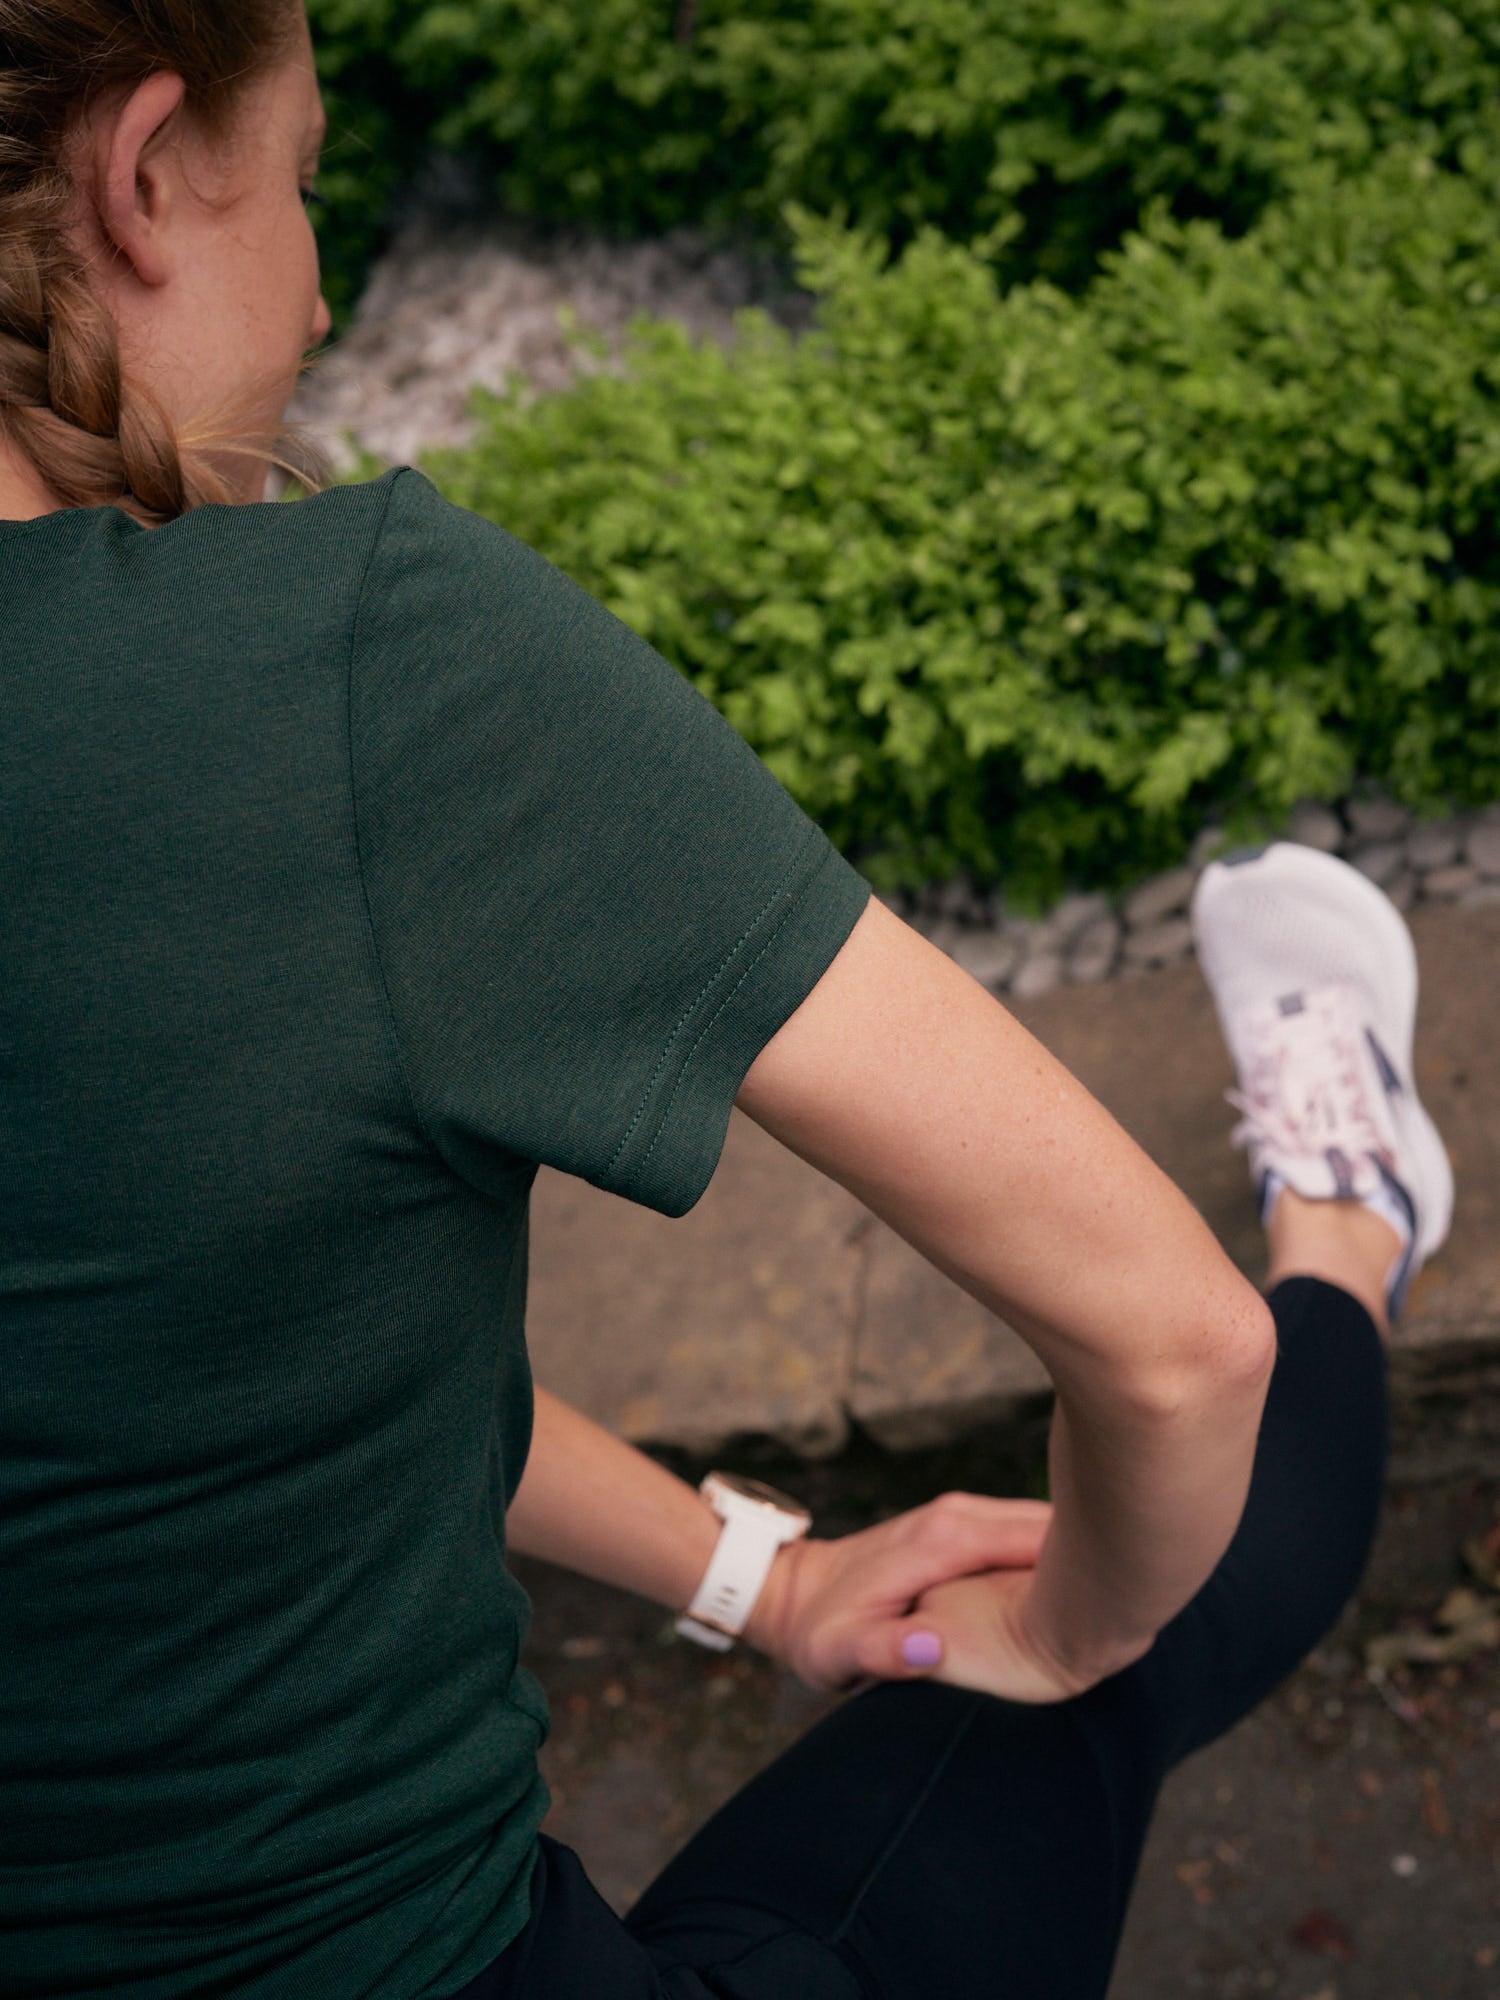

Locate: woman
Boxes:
[0,6,1453,1997]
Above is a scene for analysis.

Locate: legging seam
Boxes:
[822,1694,987,1952]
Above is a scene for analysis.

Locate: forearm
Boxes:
[737,898,1279,1676]
[983,1181,1276,1676]
[889,1172,1275,1677]
[1023,1340,1273,1679]
[506,1386,720,1614]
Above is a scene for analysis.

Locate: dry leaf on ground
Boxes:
[1364,1583,1500,1670]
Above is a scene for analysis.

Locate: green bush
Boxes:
[411,152,1500,902]
[304,0,424,320]
[307,0,1500,305]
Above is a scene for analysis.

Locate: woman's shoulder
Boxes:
[146,464,449,565]
[109,465,504,612]
[235,463,425,557]
[277,464,542,593]
[6,469,490,653]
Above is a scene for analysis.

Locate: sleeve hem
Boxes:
[604,834,872,1217]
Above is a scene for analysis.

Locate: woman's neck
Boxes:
[0,438,65,520]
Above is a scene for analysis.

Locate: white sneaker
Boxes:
[1189,842,1454,1317]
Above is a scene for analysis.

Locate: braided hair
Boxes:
[0,1,326,524]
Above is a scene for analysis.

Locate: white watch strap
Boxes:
[675,1512,790,1648]
[673,1613,737,1653]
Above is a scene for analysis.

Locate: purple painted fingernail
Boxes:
[902,1631,943,1669]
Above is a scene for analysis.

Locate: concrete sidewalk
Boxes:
[527,902,1500,1465]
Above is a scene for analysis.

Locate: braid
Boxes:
[0,0,321,526]
[0,167,186,521]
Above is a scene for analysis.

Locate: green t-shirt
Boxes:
[0,468,870,1999]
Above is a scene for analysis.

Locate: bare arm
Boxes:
[508,1384,1058,1689]
[506,1385,721,1616]
[734,895,1275,1683]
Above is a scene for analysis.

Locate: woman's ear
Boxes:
[86,72,189,289]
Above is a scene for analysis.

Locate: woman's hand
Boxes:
[906,1567,1148,1704]
[744,1491,1056,1693]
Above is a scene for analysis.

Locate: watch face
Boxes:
[708,1472,812,1523]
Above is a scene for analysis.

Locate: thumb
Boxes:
[852,1618,947,1684]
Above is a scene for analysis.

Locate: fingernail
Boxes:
[902,1631,942,1669]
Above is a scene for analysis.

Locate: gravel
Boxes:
[1122,867,1198,930]
[1386,870,1418,913]
[291,216,810,472]
[919,918,964,960]
[1045,892,1114,945]
[1065,949,1117,986]
[908,800,1500,1003]
[949,931,1022,991]
[1286,801,1343,852]
[1346,798,1411,841]
[1423,864,1480,901]
[1122,917,1195,968]
[1070,914,1123,964]
[1406,821,1462,872]
[1010,953,1065,1000]
[1350,842,1405,888]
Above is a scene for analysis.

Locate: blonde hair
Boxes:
[0,0,329,524]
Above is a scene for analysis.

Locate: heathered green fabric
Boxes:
[0,466,871,1999]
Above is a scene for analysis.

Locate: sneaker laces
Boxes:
[1225,983,1400,1193]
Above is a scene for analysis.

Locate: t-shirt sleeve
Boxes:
[348,468,872,1218]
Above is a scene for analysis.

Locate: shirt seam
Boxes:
[616,841,851,1201]
[343,469,448,1168]
[603,820,823,1183]
[623,866,818,1191]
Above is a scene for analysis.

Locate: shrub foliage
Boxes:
[307,0,1500,298]
[416,157,1500,900]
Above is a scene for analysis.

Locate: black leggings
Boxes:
[456,1277,1387,1999]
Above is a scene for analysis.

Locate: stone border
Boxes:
[885,800,1500,1000]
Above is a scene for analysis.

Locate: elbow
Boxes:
[1212,1285,1279,1387]
[1123,1286,1278,1423]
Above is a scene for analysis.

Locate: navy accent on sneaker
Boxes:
[1374,1157,1420,1318]
[1365,1026,1404,1097]
[1278,993,1306,1018]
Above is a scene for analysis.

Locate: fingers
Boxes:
[882,1491,1054,1598]
[915,1571,1091,1705]
[916,1491,1054,1557]
[848,1616,948,1685]
[777,1493,1055,1692]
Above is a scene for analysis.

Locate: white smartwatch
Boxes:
[675,1472,813,1652]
